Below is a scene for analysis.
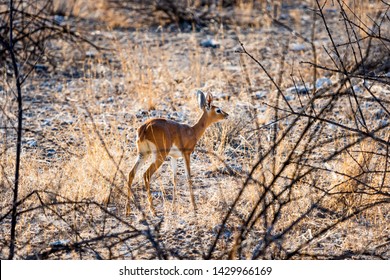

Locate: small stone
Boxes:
[53,15,65,25]
[285,95,295,101]
[286,85,311,95]
[56,84,63,93]
[85,51,96,58]
[50,240,70,247]
[26,140,38,147]
[200,38,220,49]
[380,119,388,127]
[375,109,384,120]
[34,64,49,73]
[47,149,56,157]
[234,45,245,53]
[60,119,74,126]
[136,110,148,118]
[315,77,332,89]
[253,90,267,99]
[352,85,363,93]
[290,43,307,51]
[42,119,52,126]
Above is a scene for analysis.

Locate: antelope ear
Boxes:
[206,93,213,108]
[197,90,206,109]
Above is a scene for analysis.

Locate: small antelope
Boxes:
[127,91,228,215]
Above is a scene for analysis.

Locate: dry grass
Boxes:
[1,0,389,259]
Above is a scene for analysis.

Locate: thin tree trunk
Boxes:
[8,0,23,260]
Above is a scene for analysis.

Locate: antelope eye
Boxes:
[216,108,222,114]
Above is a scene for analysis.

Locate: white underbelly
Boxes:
[169,144,183,158]
[138,140,183,159]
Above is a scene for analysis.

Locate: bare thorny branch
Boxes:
[208,0,390,259]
